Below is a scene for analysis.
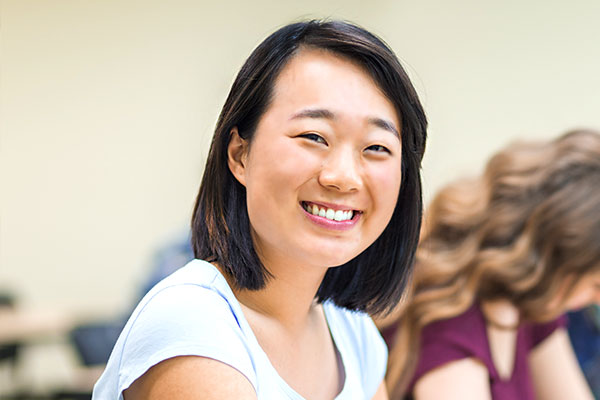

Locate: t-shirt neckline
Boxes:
[477,302,523,383]
[202,261,350,399]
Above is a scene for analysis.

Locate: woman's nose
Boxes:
[318,148,362,192]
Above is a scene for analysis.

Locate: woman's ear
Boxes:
[227,127,249,187]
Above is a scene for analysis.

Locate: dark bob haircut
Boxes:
[191,20,427,315]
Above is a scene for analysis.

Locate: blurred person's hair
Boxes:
[387,129,600,397]
[191,19,427,315]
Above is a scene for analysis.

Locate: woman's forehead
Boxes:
[268,48,399,128]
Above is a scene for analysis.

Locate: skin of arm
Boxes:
[528,328,594,400]
[123,356,257,400]
[412,358,493,400]
[372,381,389,400]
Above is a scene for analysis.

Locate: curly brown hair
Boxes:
[387,129,600,397]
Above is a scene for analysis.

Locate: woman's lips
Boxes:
[300,201,361,231]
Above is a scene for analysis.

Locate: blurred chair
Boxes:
[69,320,125,366]
[46,319,126,400]
[0,291,21,398]
[65,232,192,370]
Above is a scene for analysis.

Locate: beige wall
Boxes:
[2,0,600,317]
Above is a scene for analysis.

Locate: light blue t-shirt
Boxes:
[92,260,387,399]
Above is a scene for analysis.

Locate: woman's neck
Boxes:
[481,299,520,330]
[225,256,329,333]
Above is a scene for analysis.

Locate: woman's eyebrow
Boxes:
[290,108,335,120]
[369,117,400,139]
[290,107,399,139]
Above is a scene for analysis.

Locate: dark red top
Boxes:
[382,303,567,400]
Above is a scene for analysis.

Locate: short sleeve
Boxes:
[530,314,568,348]
[409,306,489,391]
[117,284,257,394]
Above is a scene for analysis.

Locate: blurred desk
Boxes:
[0,307,102,398]
[0,307,72,343]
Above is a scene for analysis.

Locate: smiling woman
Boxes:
[227,49,404,281]
[92,20,427,400]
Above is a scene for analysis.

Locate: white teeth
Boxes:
[334,210,344,221]
[325,208,335,220]
[304,202,355,221]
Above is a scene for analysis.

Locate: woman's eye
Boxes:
[365,144,391,154]
[300,133,327,144]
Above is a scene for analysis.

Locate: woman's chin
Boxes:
[299,236,368,266]
[309,250,362,268]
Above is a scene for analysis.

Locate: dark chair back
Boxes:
[0,292,19,364]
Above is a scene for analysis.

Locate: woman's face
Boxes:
[228,49,402,270]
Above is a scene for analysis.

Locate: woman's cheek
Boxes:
[373,163,402,198]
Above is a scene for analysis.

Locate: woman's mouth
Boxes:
[301,201,361,222]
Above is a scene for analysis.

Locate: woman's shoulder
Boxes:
[132,259,242,314]
[522,313,568,349]
[413,304,492,382]
[146,259,229,295]
[420,303,488,346]
[136,259,235,315]
[93,259,257,399]
[124,259,248,358]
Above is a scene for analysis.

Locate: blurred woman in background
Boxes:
[383,129,600,400]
